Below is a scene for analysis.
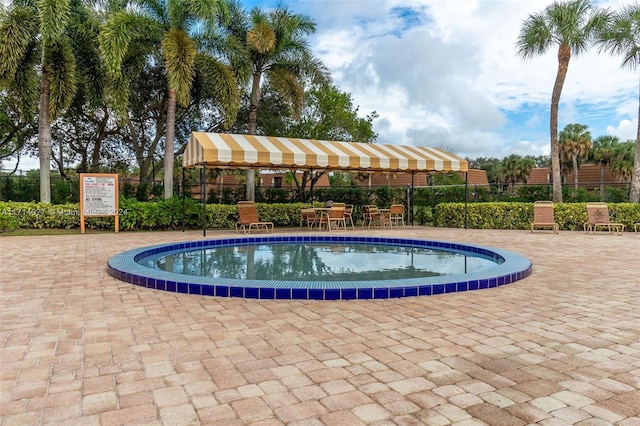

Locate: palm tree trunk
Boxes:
[550,45,571,203]
[164,90,176,199]
[245,72,262,202]
[629,76,640,203]
[38,65,52,204]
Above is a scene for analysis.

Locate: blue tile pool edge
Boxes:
[107,236,532,300]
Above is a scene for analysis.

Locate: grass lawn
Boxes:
[0,228,114,237]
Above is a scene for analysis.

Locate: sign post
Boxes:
[80,173,119,233]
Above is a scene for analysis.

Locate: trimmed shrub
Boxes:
[433,202,640,231]
[2,200,638,232]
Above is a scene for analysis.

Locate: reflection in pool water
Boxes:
[148,243,499,282]
[107,236,532,300]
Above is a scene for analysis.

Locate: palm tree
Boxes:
[597,4,640,203]
[496,154,535,190]
[100,0,239,199]
[226,2,329,201]
[0,0,79,203]
[559,123,592,190]
[517,0,610,203]
[592,135,619,200]
[610,140,636,183]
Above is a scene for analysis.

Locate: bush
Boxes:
[2,200,638,232]
[604,186,629,203]
[515,185,549,202]
[433,202,640,231]
[0,213,18,231]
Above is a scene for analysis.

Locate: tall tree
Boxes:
[285,82,377,198]
[0,0,80,203]
[517,0,610,203]
[226,2,329,200]
[591,135,619,200]
[610,140,636,183]
[597,4,640,202]
[559,123,592,190]
[496,154,535,189]
[100,0,239,199]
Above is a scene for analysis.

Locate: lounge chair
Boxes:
[388,204,405,227]
[530,201,558,234]
[236,201,274,234]
[583,202,624,235]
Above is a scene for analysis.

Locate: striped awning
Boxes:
[183,132,468,173]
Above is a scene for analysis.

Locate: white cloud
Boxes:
[606,118,638,141]
[301,0,637,159]
[5,0,637,172]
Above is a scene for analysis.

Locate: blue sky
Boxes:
[240,0,637,160]
[3,0,636,171]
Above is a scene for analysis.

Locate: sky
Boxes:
[243,0,637,160]
[4,0,637,171]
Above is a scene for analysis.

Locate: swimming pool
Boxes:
[107,235,532,300]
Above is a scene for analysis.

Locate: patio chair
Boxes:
[583,202,624,235]
[344,204,355,229]
[362,205,382,228]
[236,201,274,234]
[300,207,318,229]
[318,205,346,232]
[530,201,558,234]
[388,204,405,227]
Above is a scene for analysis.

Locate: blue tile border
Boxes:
[107,236,532,300]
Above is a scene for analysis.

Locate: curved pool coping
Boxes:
[107,235,532,300]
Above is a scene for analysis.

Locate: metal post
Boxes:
[464,172,469,230]
[202,163,207,237]
[409,172,415,226]
[181,167,186,232]
[309,168,314,203]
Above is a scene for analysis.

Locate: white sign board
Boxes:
[80,173,119,233]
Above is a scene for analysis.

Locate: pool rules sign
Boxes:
[80,173,119,233]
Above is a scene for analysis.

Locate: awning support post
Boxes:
[309,168,314,203]
[181,167,186,232]
[464,171,469,230]
[409,172,415,226]
[202,163,207,237]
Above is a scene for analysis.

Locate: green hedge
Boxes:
[434,202,640,231]
[2,200,639,232]
[0,199,324,231]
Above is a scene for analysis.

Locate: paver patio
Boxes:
[1,227,639,425]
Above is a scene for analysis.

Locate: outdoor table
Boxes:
[378,209,391,228]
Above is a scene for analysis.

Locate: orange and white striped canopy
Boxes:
[183,133,468,173]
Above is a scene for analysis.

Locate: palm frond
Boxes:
[247,20,275,54]
[0,5,39,83]
[162,28,197,106]
[45,38,77,118]
[266,68,303,116]
[195,53,240,127]
[38,0,71,45]
[597,3,640,70]
[67,4,105,109]
[7,59,39,120]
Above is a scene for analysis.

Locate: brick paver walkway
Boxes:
[1,227,639,425]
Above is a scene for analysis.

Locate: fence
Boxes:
[0,170,633,206]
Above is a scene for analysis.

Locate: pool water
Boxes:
[145,243,500,282]
[107,235,532,300]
